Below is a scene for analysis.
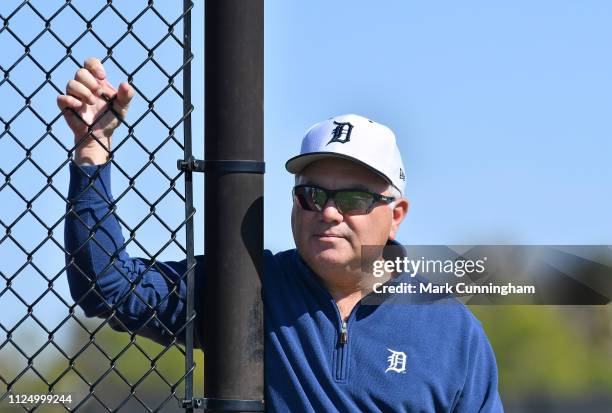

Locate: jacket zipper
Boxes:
[334,298,361,382]
[335,320,349,381]
[340,321,348,345]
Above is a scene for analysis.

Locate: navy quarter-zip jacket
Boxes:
[65,161,504,412]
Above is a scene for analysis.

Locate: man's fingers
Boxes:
[56,94,84,111]
[66,79,96,105]
[112,82,134,118]
[84,57,106,80]
[74,68,99,94]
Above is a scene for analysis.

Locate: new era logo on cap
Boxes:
[285,114,406,196]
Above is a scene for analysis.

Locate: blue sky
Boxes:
[264,0,612,249]
[1,0,612,347]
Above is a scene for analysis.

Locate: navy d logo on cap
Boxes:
[327,121,354,145]
[285,114,406,196]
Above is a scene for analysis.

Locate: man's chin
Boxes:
[308,236,346,254]
[310,246,353,269]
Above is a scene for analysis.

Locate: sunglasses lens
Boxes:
[335,191,373,214]
[311,187,328,209]
[294,186,325,211]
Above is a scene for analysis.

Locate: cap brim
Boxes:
[285,152,394,187]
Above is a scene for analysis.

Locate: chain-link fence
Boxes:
[1,1,199,411]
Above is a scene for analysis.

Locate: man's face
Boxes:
[291,158,407,277]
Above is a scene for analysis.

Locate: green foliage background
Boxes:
[1,318,204,412]
[472,306,612,401]
[2,306,611,411]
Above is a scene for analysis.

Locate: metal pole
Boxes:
[202,0,264,412]
[182,1,195,413]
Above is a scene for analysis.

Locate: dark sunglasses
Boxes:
[293,184,396,215]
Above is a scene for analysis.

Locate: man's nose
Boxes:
[320,198,343,223]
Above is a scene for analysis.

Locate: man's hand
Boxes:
[57,57,134,165]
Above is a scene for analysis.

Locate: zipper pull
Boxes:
[340,321,348,345]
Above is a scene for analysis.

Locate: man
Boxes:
[61,58,504,412]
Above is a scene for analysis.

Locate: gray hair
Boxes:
[385,185,402,209]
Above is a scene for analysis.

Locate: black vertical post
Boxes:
[202,0,264,412]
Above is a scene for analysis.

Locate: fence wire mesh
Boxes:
[0,1,198,411]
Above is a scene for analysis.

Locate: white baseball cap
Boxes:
[285,114,406,196]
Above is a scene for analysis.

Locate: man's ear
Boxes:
[388,198,409,241]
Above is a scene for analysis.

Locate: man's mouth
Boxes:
[313,233,344,239]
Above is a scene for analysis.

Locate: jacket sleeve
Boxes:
[453,320,504,413]
[64,160,202,347]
